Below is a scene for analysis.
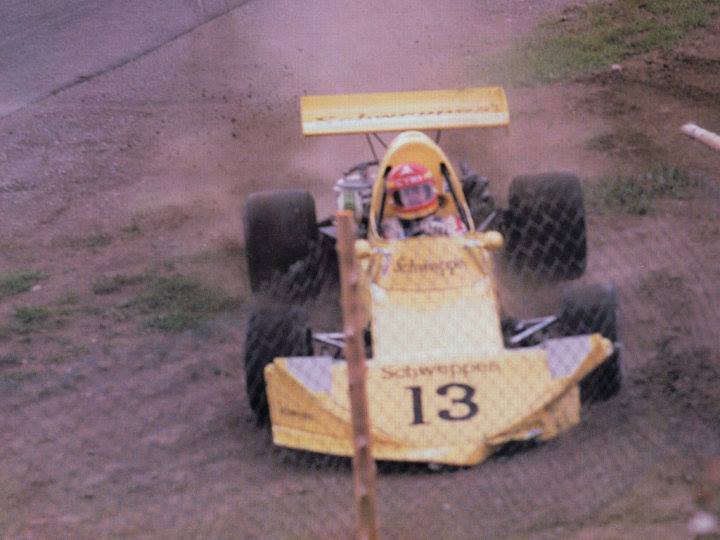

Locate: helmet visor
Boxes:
[397,184,436,210]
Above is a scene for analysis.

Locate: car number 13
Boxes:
[407,383,479,425]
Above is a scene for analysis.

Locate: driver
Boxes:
[381,163,467,239]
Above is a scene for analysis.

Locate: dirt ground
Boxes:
[1,1,719,538]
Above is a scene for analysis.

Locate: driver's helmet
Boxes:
[386,163,439,220]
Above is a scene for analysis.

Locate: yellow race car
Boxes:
[243,88,621,466]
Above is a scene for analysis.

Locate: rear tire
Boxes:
[503,173,586,280]
[243,190,318,292]
[559,284,622,402]
[244,306,313,424]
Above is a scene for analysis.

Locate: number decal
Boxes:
[407,383,479,425]
[437,383,478,421]
[406,386,427,425]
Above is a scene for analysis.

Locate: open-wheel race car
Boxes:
[243,88,622,466]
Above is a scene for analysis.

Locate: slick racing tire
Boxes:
[244,305,313,424]
[559,283,622,402]
[503,173,587,280]
[243,190,318,292]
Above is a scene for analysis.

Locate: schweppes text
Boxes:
[394,256,466,277]
[380,361,501,380]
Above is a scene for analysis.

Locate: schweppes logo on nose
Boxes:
[394,256,467,277]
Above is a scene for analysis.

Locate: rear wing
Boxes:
[300,87,509,136]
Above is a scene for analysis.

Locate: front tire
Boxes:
[244,306,313,424]
[559,283,622,402]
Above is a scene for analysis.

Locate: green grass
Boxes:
[638,269,686,298]
[585,133,618,152]
[587,166,697,214]
[44,345,89,365]
[12,306,53,333]
[0,352,22,366]
[584,129,663,159]
[55,292,80,306]
[1,303,72,337]
[506,0,720,83]
[121,219,141,235]
[79,232,112,248]
[14,306,50,324]
[188,239,244,265]
[0,270,48,300]
[0,371,37,385]
[122,274,240,333]
[92,272,151,295]
[38,374,82,399]
[58,232,113,250]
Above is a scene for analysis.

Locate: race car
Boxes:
[242,88,621,466]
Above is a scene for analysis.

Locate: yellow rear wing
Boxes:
[300,87,509,136]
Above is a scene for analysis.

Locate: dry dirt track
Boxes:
[1,1,720,538]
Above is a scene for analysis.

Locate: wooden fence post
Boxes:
[335,210,378,540]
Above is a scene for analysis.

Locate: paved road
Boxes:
[0,0,251,117]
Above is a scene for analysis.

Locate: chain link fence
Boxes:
[238,167,720,538]
[2,164,717,538]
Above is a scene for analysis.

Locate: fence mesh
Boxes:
[235,170,720,538]
[2,168,718,539]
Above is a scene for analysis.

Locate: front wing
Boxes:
[264,334,612,466]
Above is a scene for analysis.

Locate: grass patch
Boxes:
[38,377,81,399]
[188,239,245,265]
[92,272,152,295]
[507,0,720,82]
[587,166,697,214]
[46,345,88,364]
[0,370,38,391]
[2,304,71,336]
[123,274,240,332]
[59,232,113,250]
[121,219,141,235]
[79,233,112,248]
[0,352,22,366]
[638,269,686,299]
[0,270,48,300]
[13,306,52,333]
[0,371,37,384]
[56,292,80,306]
[585,129,663,158]
[14,305,51,325]
[585,133,618,152]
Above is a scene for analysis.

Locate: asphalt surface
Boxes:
[0,0,251,117]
